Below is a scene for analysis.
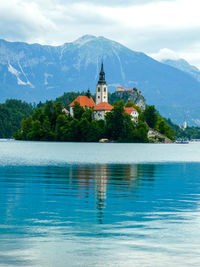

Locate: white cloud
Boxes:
[0,0,57,43]
[1,0,200,66]
[150,48,180,61]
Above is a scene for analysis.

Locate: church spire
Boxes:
[96,62,108,105]
[98,62,106,85]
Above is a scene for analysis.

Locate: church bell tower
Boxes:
[96,63,108,105]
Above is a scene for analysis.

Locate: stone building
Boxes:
[94,102,113,120]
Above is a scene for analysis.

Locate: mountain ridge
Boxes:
[0,35,200,125]
[162,58,200,82]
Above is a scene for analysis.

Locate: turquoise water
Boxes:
[0,141,200,266]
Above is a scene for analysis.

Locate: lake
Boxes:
[0,140,200,266]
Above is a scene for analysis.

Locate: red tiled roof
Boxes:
[117,86,132,91]
[69,96,96,107]
[124,107,137,115]
[94,102,113,111]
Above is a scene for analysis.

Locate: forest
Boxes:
[0,99,33,138]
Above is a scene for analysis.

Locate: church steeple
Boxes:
[98,62,106,85]
[96,62,108,104]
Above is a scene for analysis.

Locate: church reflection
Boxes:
[67,163,156,223]
[2,164,156,226]
[94,165,108,224]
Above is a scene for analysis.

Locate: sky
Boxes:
[1,0,200,67]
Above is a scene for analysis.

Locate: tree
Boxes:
[143,105,158,128]
[0,100,33,138]
[106,100,124,141]
[119,113,135,142]
[82,108,93,122]
[44,101,54,118]
[27,120,42,140]
[68,119,81,141]
[73,102,85,120]
[87,120,101,142]
[55,114,69,141]
[21,117,33,140]
[125,100,134,107]
[32,108,44,122]
[79,118,90,141]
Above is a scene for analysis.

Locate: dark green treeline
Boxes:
[14,99,174,142]
[0,100,33,138]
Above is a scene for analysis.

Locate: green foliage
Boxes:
[105,100,148,142]
[82,108,93,122]
[143,105,158,128]
[15,99,150,143]
[73,102,85,120]
[165,118,200,139]
[125,100,134,107]
[155,116,175,140]
[14,101,63,141]
[105,100,124,140]
[0,99,33,138]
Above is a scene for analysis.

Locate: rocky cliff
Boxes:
[112,88,146,110]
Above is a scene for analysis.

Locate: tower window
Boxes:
[98,96,100,98]
[104,87,106,92]
[98,87,100,92]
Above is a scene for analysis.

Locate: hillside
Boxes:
[162,58,200,83]
[0,35,200,125]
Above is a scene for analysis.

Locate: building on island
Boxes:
[116,86,141,95]
[116,86,133,92]
[68,63,139,122]
[69,94,95,117]
[124,107,139,122]
[179,120,187,131]
[94,102,113,120]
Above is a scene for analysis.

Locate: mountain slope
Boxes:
[162,58,200,82]
[0,35,200,125]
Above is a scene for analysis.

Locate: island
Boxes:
[14,63,175,143]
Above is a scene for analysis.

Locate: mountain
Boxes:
[162,58,200,82]
[0,35,200,126]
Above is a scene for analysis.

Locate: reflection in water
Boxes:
[62,164,156,224]
[94,165,108,224]
[1,163,200,266]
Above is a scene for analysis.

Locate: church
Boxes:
[68,63,138,121]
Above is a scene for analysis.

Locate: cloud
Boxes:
[25,0,177,8]
[0,1,57,44]
[0,0,200,67]
[150,48,180,61]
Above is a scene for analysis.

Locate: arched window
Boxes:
[104,87,106,92]
[98,87,100,92]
